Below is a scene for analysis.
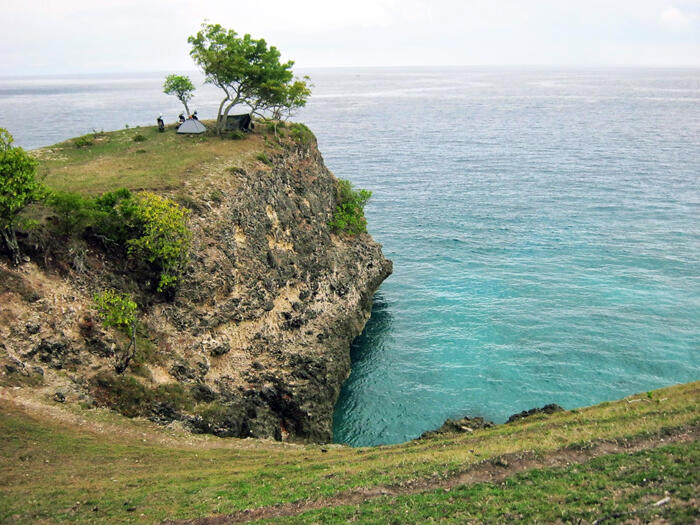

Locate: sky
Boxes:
[2,0,699,75]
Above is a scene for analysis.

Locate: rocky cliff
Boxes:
[0,130,392,443]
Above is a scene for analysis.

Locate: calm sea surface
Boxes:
[1,67,698,446]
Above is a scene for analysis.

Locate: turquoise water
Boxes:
[2,68,699,447]
[300,68,700,446]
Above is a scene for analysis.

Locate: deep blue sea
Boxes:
[1,67,698,446]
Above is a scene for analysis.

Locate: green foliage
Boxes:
[73,136,94,148]
[329,179,372,235]
[132,134,147,142]
[47,188,132,240]
[188,23,311,134]
[125,192,191,292]
[0,128,44,264]
[46,188,190,292]
[256,152,271,165]
[93,289,137,334]
[0,129,42,228]
[163,74,196,115]
[289,122,315,145]
[208,189,225,203]
[229,130,246,140]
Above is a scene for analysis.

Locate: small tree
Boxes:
[0,129,43,265]
[93,290,138,374]
[163,74,196,116]
[188,23,311,135]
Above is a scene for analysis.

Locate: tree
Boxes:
[0,128,43,265]
[93,290,137,374]
[187,23,311,134]
[163,74,196,116]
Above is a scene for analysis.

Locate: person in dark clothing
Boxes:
[157,113,165,132]
[191,110,198,120]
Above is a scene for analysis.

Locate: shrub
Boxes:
[132,134,147,142]
[230,130,246,140]
[256,152,271,165]
[93,289,137,373]
[73,136,94,148]
[0,128,44,264]
[329,179,372,235]
[208,189,225,203]
[47,188,132,240]
[124,192,191,292]
[289,123,315,145]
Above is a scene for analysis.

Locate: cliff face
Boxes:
[0,134,392,443]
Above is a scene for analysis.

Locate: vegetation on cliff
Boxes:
[329,178,372,235]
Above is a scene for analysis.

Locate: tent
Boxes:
[177,119,207,134]
[224,113,253,132]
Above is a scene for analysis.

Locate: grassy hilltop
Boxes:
[33,123,265,196]
[0,125,698,523]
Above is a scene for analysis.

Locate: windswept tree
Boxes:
[163,74,196,116]
[0,129,43,265]
[187,23,311,134]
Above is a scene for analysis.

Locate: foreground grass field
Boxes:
[1,381,697,523]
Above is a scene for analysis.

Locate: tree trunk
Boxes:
[183,101,190,116]
[115,326,136,374]
[1,226,21,266]
[216,97,229,136]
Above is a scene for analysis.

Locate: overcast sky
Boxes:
[2,0,699,75]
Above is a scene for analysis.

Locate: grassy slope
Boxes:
[0,382,698,523]
[273,442,698,524]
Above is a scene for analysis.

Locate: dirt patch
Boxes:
[164,424,699,524]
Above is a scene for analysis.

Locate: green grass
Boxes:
[32,123,263,195]
[0,381,697,523]
[270,442,699,524]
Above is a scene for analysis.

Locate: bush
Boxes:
[73,136,94,148]
[230,130,246,140]
[93,289,138,373]
[256,152,271,165]
[329,179,372,235]
[124,192,191,292]
[47,188,132,240]
[132,134,147,142]
[289,123,315,145]
[46,188,190,292]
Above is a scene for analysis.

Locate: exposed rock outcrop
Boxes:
[0,133,392,443]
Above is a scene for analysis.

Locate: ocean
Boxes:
[1,67,698,446]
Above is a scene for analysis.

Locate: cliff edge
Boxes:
[0,124,392,443]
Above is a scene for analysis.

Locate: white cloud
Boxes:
[660,6,698,29]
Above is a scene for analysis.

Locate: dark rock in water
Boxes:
[420,416,495,439]
[507,403,564,423]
